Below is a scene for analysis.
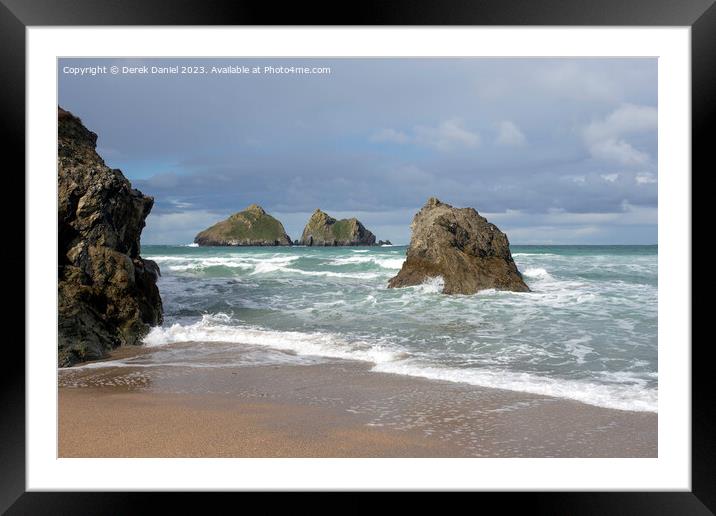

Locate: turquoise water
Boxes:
[113,244,657,412]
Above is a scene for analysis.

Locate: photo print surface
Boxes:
[57,57,657,458]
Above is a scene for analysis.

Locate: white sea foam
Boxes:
[251,260,295,274]
[141,314,656,411]
[154,255,298,265]
[184,243,199,247]
[168,260,255,272]
[153,255,302,274]
[372,361,657,412]
[375,258,405,269]
[158,254,384,278]
[67,345,323,370]
[143,314,403,364]
[563,336,595,364]
[138,245,658,414]
[522,267,552,279]
[280,268,382,279]
[412,276,445,294]
[326,255,405,270]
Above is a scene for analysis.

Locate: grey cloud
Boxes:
[60,57,658,245]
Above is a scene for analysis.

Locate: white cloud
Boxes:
[486,204,657,244]
[486,205,657,228]
[584,104,658,141]
[503,225,604,244]
[371,118,480,152]
[414,118,480,151]
[590,139,650,165]
[143,209,227,244]
[635,172,657,184]
[496,120,526,146]
[583,104,657,166]
[601,173,619,182]
[169,198,194,209]
[563,175,586,184]
[370,128,409,144]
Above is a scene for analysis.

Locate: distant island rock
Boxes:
[299,209,377,246]
[194,205,292,246]
[387,197,529,294]
[377,240,393,246]
[58,107,163,367]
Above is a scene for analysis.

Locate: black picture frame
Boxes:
[1,0,710,511]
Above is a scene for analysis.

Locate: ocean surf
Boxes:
[85,244,658,412]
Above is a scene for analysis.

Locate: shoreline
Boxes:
[59,348,657,458]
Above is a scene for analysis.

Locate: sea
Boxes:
[83,244,658,412]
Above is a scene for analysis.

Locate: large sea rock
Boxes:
[194,204,292,246]
[58,107,163,366]
[388,197,529,294]
[299,209,376,246]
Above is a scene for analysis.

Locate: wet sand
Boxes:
[59,349,657,458]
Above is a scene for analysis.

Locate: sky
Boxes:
[58,58,658,245]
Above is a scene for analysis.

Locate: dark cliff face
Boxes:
[58,107,163,367]
[388,197,530,295]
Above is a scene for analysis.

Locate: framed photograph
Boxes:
[3,0,711,511]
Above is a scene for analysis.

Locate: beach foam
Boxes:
[138,244,658,415]
[143,314,404,364]
[372,361,657,412]
[136,315,656,412]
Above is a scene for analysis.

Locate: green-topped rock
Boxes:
[194,205,292,246]
[299,209,377,246]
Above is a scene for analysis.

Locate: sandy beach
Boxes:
[59,347,657,458]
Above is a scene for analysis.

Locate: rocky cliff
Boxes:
[58,107,163,366]
[387,197,529,294]
[194,204,292,246]
[299,209,376,246]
